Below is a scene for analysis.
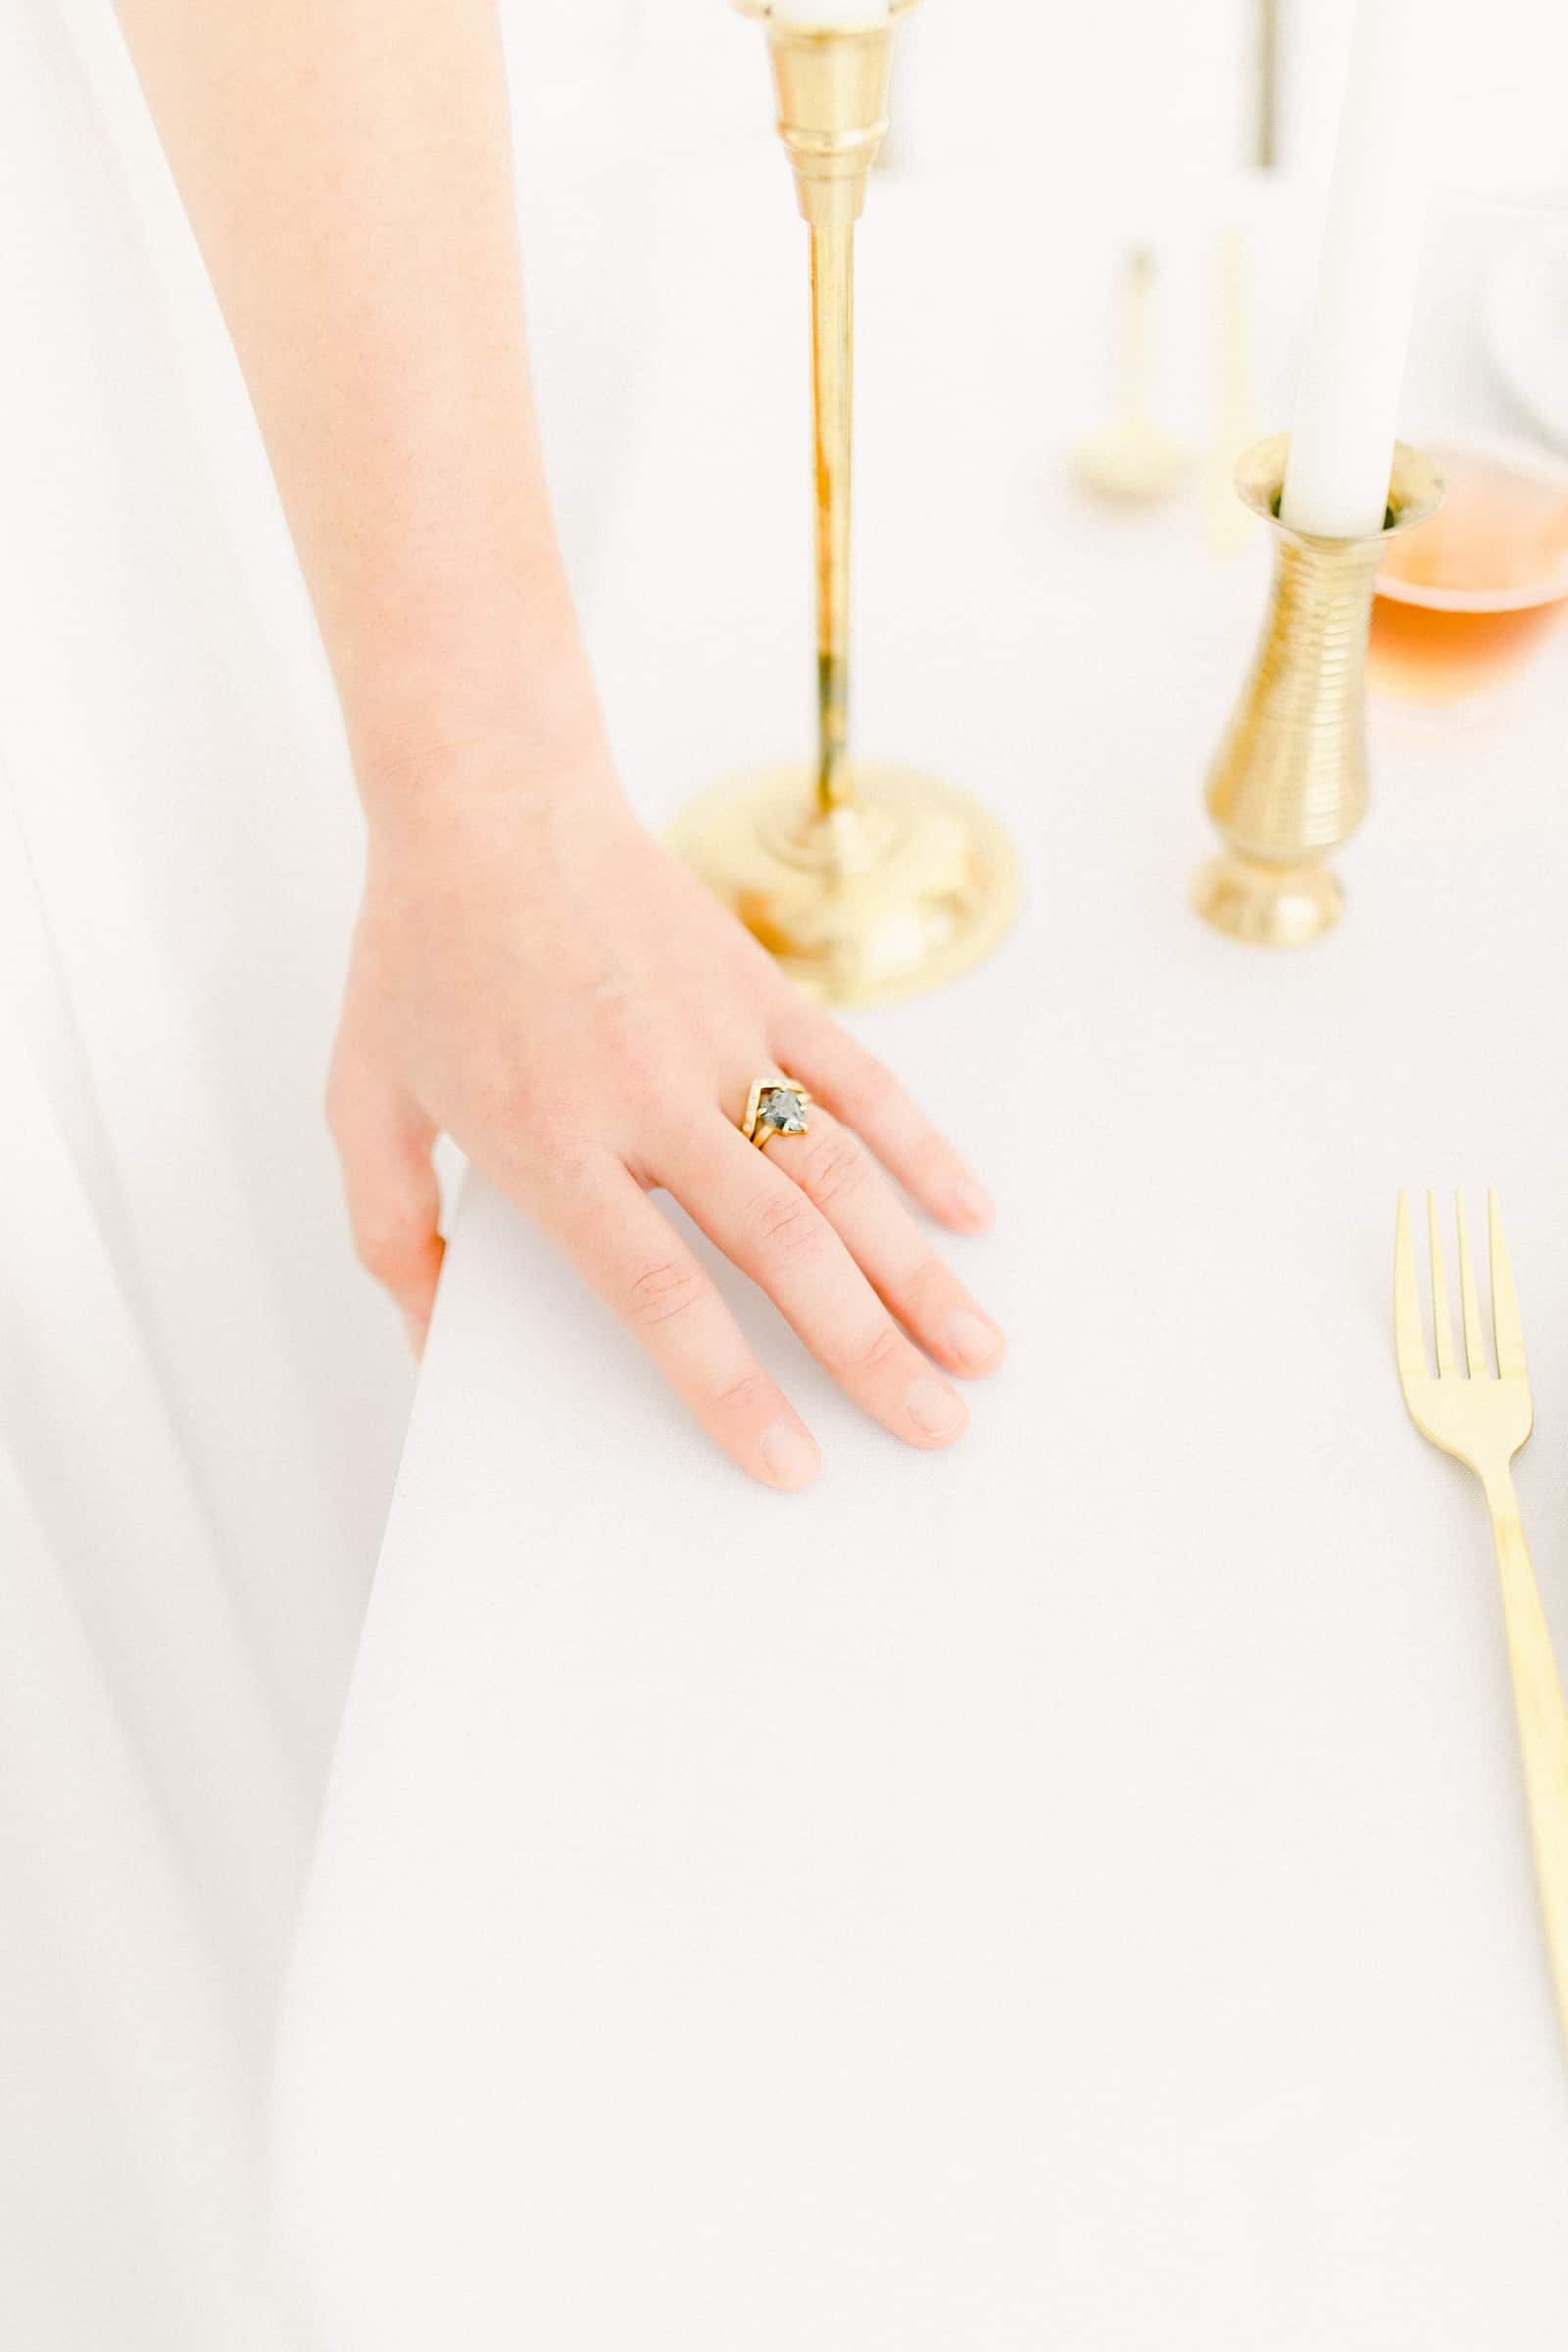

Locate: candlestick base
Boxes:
[667,762,1021,1007]
[1191,852,1344,948]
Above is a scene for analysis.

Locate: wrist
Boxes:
[327,509,607,798]
[349,632,623,836]
[354,714,634,868]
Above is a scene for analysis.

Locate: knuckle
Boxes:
[610,1026,668,1102]
[904,1253,952,1311]
[846,1320,904,1383]
[468,1052,545,1137]
[800,1130,866,1210]
[710,1368,777,1421]
[500,1115,604,1206]
[749,1186,829,1269]
[533,1132,604,1199]
[621,1255,706,1332]
[487,1072,544,1138]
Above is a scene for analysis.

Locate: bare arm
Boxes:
[112,0,589,786]
[113,0,1004,1485]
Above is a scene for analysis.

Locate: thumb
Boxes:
[326,1073,445,1354]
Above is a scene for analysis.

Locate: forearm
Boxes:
[113,0,600,801]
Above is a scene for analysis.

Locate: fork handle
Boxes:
[1491,1502,1568,2051]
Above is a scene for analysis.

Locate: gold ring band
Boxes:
[740,1078,812,1151]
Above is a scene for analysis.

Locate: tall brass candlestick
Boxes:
[667,0,1020,1008]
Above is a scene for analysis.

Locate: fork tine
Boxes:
[1489,1190,1527,1380]
[1455,1189,1489,1377]
[1395,1193,1428,1385]
[1427,1190,1456,1378]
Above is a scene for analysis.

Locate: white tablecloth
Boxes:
[273,145,1568,2352]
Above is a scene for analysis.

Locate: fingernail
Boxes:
[401,1311,426,1359]
[952,1178,994,1228]
[906,1375,965,1441]
[760,1423,820,1490]
[946,1307,1001,1368]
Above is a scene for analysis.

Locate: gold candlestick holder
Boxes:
[666,0,1020,1008]
[1193,433,1444,947]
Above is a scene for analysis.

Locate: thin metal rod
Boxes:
[809,221,854,815]
[1256,0,1279,171]
[1122,247,1154,421]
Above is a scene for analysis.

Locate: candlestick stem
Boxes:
[1256,0,1280,170]
[810,222,854,812]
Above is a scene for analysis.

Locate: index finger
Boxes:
[547,1158,821,1493]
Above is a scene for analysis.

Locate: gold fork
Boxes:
[1395,1190,1568,2046]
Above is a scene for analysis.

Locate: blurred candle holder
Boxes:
[1193,432,1444,947]
[1074,248,1189,505]
[666,0,1020,1008]
[1368,435,1568,707]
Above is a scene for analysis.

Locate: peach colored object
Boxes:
[1368,435,1568,704]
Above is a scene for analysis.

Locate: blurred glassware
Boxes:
[1203,226,1259,556]
[1425,0,1568,216]
[1484,222,1568,451]
[1367,434,1568,705]
[1073,248,1190,503]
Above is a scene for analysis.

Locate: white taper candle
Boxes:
[1279,0,1432,539]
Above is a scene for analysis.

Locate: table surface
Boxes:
[273,151,1568,2350]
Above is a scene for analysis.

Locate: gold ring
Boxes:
[740,1078,812,1152]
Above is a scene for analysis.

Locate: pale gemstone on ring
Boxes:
[757,1085,808,1138]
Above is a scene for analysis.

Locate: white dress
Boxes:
[0,3,410,2342]
[0,0,650,2340]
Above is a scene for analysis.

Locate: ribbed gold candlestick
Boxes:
[666,0,1020,1008]
[1193,433,1444,946]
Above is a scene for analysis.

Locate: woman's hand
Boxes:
[326,742,1004,1489]
[112,0,1003,1487]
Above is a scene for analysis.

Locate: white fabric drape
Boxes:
[1,0,662,2332]
[2,4,405,2341]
